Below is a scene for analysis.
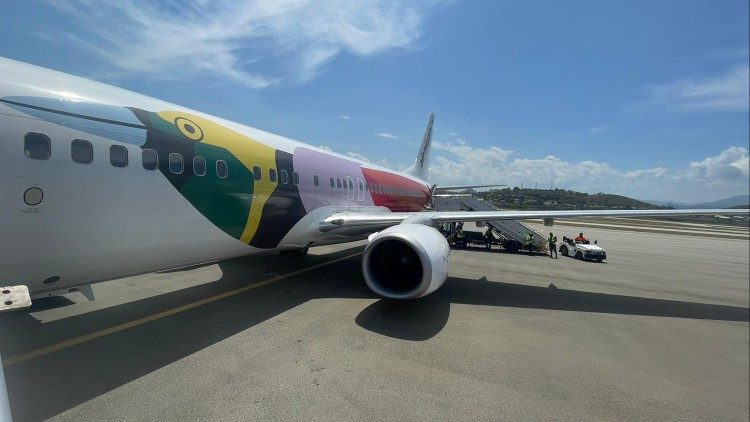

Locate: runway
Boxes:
[1,219,748,421]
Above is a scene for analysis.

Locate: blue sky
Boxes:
[1,0,748,202]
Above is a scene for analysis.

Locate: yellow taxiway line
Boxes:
[3,252,363,368]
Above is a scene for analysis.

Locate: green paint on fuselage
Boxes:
[130,108,255,241]
[177,143,254,240]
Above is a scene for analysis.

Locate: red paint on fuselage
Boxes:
[362,167,429,212]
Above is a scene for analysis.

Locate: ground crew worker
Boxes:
[484,227,494,250]
[548,232,558,259]
[524,233,534,254]
[574,232,588,243]
[456,223,465,247]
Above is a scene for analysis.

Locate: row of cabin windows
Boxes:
[24,133,423,196]
[23,133,229,178]
[250,166,302,186]
[326,176,421,197]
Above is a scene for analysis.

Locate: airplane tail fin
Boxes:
[403,112,434,182]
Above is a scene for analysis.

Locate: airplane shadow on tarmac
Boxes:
[356,276,750,341]
[1,245,748,421]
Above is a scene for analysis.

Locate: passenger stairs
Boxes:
[432,194,548,252]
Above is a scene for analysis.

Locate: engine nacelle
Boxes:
[362,224,451,299]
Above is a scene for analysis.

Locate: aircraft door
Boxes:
[346,176,355,200]
[356,178,364,201]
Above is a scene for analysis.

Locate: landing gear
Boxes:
[280,247,309,257]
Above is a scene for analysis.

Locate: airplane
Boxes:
[0,56,747,305]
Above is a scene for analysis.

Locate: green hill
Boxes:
[472,188,670,210]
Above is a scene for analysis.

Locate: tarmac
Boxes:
[1,219,748,421]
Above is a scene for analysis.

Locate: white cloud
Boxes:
[347,152,371,162]
[632,66,750,113]
[589,124,612,134]
[685,146,749,181]
[48,0,438,88]
[429,141,749,202]
[339,115,352,120]
[347,151,390,168]
[375,132,399,139]
[318,145,334,152]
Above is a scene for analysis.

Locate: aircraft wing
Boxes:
[320,208,749,230]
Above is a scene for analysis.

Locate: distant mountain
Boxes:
[474,188,668,210]
[644,195,750,209]
[689,195,750,209]
[641,199,691,208]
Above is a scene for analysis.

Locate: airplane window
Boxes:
[337,179,342,188]
[193,156,206,176]
[364,183,368,191]
[71,139,93,164]
[269,168,277,182]
[142,149,158,170]
[359,181,364,191]
[169,153,183,174]
[281,169,289,184]
[253,165,262,181]
[110,145,128,167]
[330,177,335,188]
[292,171,300,185]
[216,160,228,178]
[24,132,51,160]
[348,180,353,190]
[313,175,319,186]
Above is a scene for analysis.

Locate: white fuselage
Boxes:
[0,58,430,297]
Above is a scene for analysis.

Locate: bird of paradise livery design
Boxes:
[128,109,307,247]
[1,96,429,248]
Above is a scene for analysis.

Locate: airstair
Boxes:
[432,194,548,252]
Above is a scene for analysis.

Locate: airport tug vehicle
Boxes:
[559,236,607,262]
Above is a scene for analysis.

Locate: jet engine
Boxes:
[362,224,450,299]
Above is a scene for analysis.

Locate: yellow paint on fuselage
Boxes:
[157,111,278,244]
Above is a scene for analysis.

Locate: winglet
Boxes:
[403,113,434,182]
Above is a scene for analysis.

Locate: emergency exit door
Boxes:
[346,176,355,200]
[356,178,364,201]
